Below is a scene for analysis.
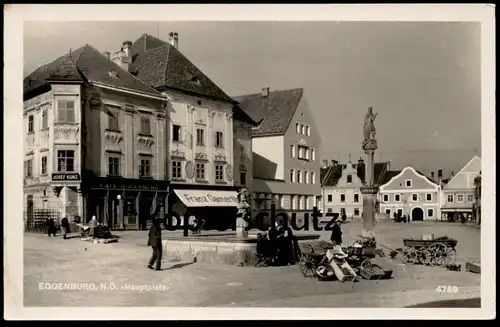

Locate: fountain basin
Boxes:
[162,232,320,266]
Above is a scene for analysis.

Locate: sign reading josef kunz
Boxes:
[52,173,81,181]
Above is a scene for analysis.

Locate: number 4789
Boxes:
[436,286,459,293]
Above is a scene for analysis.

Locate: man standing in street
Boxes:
[61,216,71,239]
[330,218,347,258]
[46,217,56,237]
[147,218,163,271]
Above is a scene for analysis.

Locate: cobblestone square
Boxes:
[23,220,481,308]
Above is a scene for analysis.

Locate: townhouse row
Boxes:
[23,32,324,230]
[320,156,482,222]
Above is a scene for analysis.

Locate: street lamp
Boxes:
[117,194,124,230]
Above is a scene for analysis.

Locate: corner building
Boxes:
[23,44,168,229]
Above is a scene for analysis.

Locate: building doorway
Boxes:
[412,207,424,221]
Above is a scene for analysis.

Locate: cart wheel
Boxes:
[299,255,316,277]
[403,247,418,264]
[360,259,372,270]
[422,248,436,266]
[429,243,448,266]
[441,247,457,265]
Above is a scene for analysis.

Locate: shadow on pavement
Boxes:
[165,262,194,270]
[405,297,481,308]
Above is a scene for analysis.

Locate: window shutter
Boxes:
[213,131,217,146]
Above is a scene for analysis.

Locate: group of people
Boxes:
[393,212,411,223]
[45,216,71,239]
[256,223,302,266]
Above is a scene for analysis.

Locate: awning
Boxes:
[173,189,239,207]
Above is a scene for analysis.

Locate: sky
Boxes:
[24,21,482,177]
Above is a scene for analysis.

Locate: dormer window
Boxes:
[108,71,118,79]
[347,175,352,183]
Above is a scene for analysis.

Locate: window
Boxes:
[196,129,205,146]
[140,116,151,135]
[172,161,182,179]
[292,195,298,210]
[172,124,181,142]
[426,193,432,201]
[385,209,391,216]
[340,194,346,202]
[240,172,246,185]
[306,126,310,136]
[215,131,224,148]
[297,170,302,183]
[354,193,359,203]
[354,208,360,216]
[327,208,333,213]
[304,171,309,184]
[383,194,389,202]
[412,193,418,202]
[108,110,119,131]
[290,144,295,158]
[24,159,33,177]
[42,110,48,129]
[405,179,412,188]
[299,196,305,210]
[310,148,315,161]
[311,171,315,184]
[28,115,34,133]
[457,194,464,202]
[327,194,333,203]
[215,164,224,182]
[467,194,474,202]
[296,123,300,134]
[57,100,75,123]
[298,145,309,160]
[139,158,151,178]
[428,209,434,218]
[57,150,74,172]
[41,156,47,175]
[108,156,120,176]
[301,125,307,135]
[395,194,401,202]
[289,169,295,183]
[347,175,352,183]
[196,163,205,180]
[447,194,454,203]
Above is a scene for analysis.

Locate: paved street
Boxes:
[24,220,481,307]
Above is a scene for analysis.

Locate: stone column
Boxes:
[360,141,378,240]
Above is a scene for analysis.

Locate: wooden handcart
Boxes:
[402,236,458,266]
[298,242,332,277]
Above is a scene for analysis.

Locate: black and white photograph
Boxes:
[4,4,495,320]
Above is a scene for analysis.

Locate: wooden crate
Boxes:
[466,261,481,274]
[326,251,357,282]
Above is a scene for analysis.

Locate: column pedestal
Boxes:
[360,186,378,239]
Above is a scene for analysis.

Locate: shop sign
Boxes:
[52,173,81,181]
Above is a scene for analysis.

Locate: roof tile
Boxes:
[233,88,303,136]
[24,45,162,99]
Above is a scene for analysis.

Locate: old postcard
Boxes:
[3,4,495,320]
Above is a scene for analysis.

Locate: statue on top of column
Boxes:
[363,107,378,149]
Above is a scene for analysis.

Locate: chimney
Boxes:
[431,171,435,180]
[322,160,328,168]
[358,157,364,166]
[438,169,443,186]
[103,51,110,59]
[331,160,336,167]
[169,32,179,49]
[261,87,270,97]
[122,41,132,59]
[451,171,455,177]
